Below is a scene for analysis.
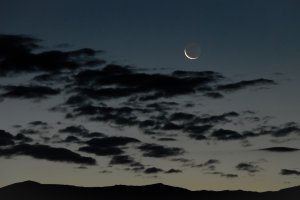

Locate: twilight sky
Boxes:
[0,0,300,191]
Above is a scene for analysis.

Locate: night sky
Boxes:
[0,0,299,191]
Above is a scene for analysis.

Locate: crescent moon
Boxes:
[184,49,199,60]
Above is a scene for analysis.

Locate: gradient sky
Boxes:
[0,0,300,191]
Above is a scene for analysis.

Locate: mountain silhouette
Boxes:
[0,181,299,200]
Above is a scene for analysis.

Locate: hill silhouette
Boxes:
[0,181,299,200]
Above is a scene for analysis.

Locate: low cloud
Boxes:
[60,136,81,143]
[192,159,221,171]
[59,125,89,136]
[236,162,262,173]
[165,169,182,174]
[199,159,221,167]
[246,122,300,138]
[78,136,140,156]
[259,147,300,152]
[1,85,60,99]
[29,121,48,127]
[217,79,276,91]
[0,34,104,76]
[208,172,238,178]
[109,155,143,168]
[280,169,300,176]
[144,167,164,174]
[184,125,212,140]
[18,129,40,135]
[79,146,123,156]
[86,136,140,147]
[73,66,223,101]
[58,125,106,139]
[139,143,184,158]
[204,92,224,99]
[110,155,136,165]
[0,144,96,165]
[211,129,245,140]
[14,134,33,143]
[193,112,239,125]
[0,130,15,146]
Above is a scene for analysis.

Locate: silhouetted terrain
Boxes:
[0,181,299,200]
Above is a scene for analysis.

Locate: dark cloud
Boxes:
[188,134,207,141]
[165,169,182,174]
[247,122,300,138]
[139,143,184,158]
[169,112,196,121]
[0,34,104,75]
[201,159,221,166]
[78,136,140,156]
[161,122,183,131]
[137,92,167,101]
[211,129,245,140]
[0,34,40,75]
[86,136,140,147]
[143,130,164,135]
[18,129,40,135]
[193,112,239,125]
[28,121,50,131]
[77,87,142,100]
[193,159,221,169]
[0,34,40,53]
[75,165,88,170]
[217,79,276,91]
[79,146,123,156]
[236,162,262,173]
[71,104,143,126]
[157,137,177,142]
[208,172,238,178]
[29,121,48,126]
[32,72,71,85]
[171,158,193,163]
[139,120,158,129]
[85,132,106,138]
[109,155,140,166]
[0,130,15,146]
[102,115,138,126]
[280,169,300,176]
[158,112,240,141]
[172,70,224,80]
[59,125,89,136]
[184,125,212,140]
[61,136,81,143]
[1,85,60,99]
[14,134,33,143]
[259,147,300,152]
[144,167,164,174]
[72,65,223,101]
[204,92,224,99]
[0,144,96,165]
[146,102,178,111]
[64,95,90,106]
[99,170,112,173]
[271,123,300,137]
[220,173,238,178]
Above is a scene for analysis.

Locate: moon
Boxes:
[184,43,201,60]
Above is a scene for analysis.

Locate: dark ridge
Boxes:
[0,181,299,200]
[259,147,300,152]
[279,185,300,192]
[8,180,40,187]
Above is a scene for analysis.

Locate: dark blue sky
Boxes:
[1,0,299,74]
